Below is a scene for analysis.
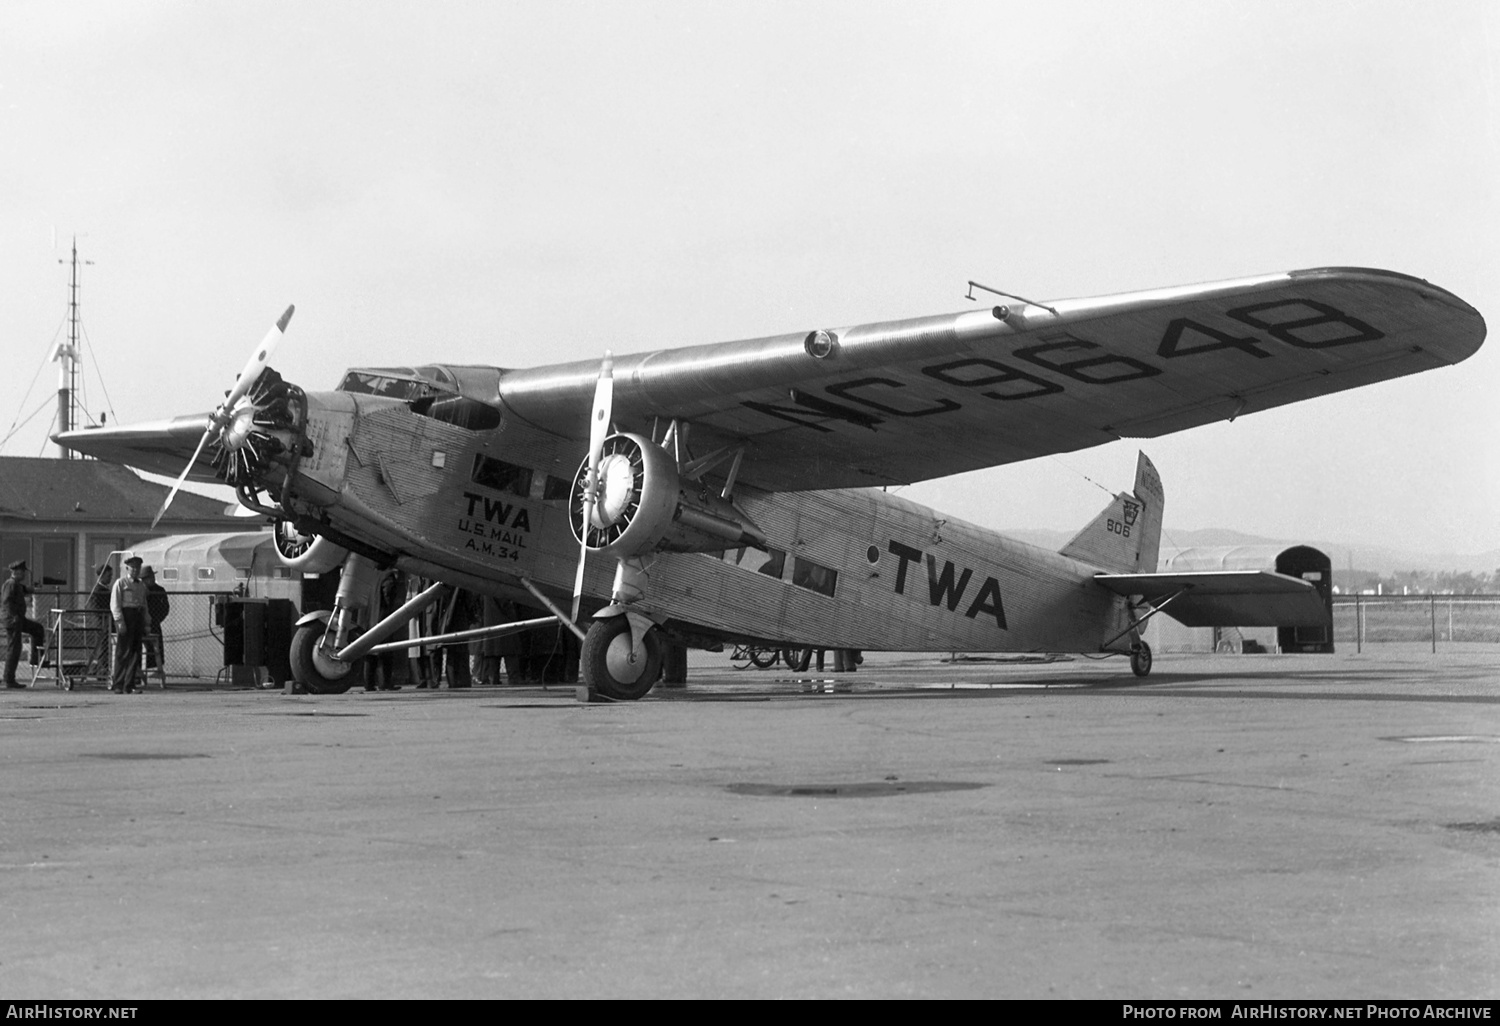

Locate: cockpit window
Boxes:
[411,395,502,431]
[337,372,434,401]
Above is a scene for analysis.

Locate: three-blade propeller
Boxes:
[570,352,614,622]
[151,306,294,529]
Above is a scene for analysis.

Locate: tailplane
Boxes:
[1059,452,1164,574]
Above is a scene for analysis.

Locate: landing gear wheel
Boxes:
[289,621,357,694]
[1130,641,1153,678]
[581,616,663,701]
[781,646,813,672]
[749,647,778,669]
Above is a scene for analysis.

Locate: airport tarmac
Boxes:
[0,649,1496,999]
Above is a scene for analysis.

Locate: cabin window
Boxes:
[791,557,838,597]
[544,474,574,501]
[235,568,252,580]
[272,567,291,579]
[755,549,786,580]
[160,568,180,582]
[471,455,533,498]
[196,567,215,581]
[720,547,748,567]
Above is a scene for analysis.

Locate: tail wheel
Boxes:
[781,647,813,672]
[289,620,356,694]
[581,616,663,701]
[1130,641,1153,678]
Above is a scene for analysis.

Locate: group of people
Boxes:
[2,556,169,693]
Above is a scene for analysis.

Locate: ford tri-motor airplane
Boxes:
[59,268,1485,698]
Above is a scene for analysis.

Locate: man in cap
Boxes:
[141,566,170,679]
[2,561,45,689]
[110,556,153,694]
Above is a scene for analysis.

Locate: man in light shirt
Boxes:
[110,556,153,694]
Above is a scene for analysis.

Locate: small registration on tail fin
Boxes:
[1059,452,1164,574]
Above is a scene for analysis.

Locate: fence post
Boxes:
[1431,594,1437,654]
[1355,593,1362,653]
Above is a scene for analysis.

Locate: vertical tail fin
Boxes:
[1058,452,1165,574]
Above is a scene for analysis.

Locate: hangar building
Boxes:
[1146,543,1334,654]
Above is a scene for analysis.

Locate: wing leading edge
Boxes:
[497,267,1485,493]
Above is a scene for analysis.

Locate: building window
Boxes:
[39,538,73,589]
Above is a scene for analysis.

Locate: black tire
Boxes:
[289,621,357,694]
[581,617,662,701]
[1130,641,1153,678]
[781,646,813,672]
[749,647,778,669]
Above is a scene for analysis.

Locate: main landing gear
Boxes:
[580,615,664,701]
[1130,640,1153,678]
[289,620,357,694]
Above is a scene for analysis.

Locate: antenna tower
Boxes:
[55,238,92,459]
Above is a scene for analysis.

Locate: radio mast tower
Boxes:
[54,238,91,459]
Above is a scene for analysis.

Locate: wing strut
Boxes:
[1099,587,1191,652]
[521,577,589,644]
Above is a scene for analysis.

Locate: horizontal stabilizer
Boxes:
[1094,570,1329,627]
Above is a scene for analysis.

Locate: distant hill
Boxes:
[1002,526,1499,576]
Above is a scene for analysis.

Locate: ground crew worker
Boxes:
[142,566,170,676]
[2,560,45,689]
[110,556,152,694]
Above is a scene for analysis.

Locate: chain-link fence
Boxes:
[1333,594,1500,650]
[31,590,239,687]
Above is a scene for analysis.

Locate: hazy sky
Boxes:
[3,0,1496,555]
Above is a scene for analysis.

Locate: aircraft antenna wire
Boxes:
[78,318,119,426]
[1047,455,1116,499]
[0,314,67,455]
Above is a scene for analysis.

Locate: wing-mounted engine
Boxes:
[569,432,766,558]
[273,518,349,573]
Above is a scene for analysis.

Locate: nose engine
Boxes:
[569,432,766,558]
[210,368,305,488]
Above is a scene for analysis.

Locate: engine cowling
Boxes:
[273,520,349,573]
[569,433,766,557]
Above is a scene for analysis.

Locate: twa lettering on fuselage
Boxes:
[457,490,533,562]
[886,540,1008,629]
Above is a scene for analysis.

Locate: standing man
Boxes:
[2,561,45,690]
[141,566,170,680]
[110,556,153,694]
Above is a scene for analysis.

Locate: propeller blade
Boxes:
[150,305,295,530]
[571,352,614,622]
[150,425,213,529]
[220,305,294,416]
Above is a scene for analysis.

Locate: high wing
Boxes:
[497,267,1484,492]
[1094,570,1328,627]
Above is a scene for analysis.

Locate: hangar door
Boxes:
[1275,545,1334,654]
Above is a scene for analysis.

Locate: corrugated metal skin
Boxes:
[316,405,1131,654]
